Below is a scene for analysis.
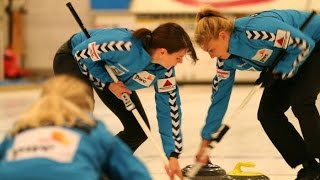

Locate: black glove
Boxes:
[255,69,281,87]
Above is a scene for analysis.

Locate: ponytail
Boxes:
[133,28,153,50]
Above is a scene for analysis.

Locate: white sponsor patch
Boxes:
[88,42,101,61]
[157,77,176,92]
[109,66,125,76]
[132,71,155,87]
[252,48,273,63]
[274,29,290,49]
[6,127,80,163]
[216,69,230,80]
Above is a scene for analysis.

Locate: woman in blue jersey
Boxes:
[53,22,198,179]
[193,7,320,180]
[0,75,152,180]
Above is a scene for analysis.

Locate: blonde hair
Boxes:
[194,6,234,46]
[11,75,96,136]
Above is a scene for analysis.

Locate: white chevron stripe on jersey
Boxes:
[170,112,179,119]
[165,69,173,77]
[76,41,132,61]
[246,30,275,42]
[165,67,182,154]
[115,41,125,50]
[75,51,81,61]
[171,105,178,111]
[169,98,176,104]
[172,121,179,127]
[169,92,176,99]
[174,141,182,148]
[217,59,224,68]
[124,41,132,50]
[107,41,115,51]
[282,37,310,79]
[78,62,105,90]
[100,43,108,52]
[172,128,179,135]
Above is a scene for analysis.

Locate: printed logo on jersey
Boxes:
[217,69,230,80]
[157,77,176,92]
[88,42,101,61]
[6,127,80,163]
[251,48,273,63]
[274,29,290,49]
[132,71,155,87]
[109,66,125,76]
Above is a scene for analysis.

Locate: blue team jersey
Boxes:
[70,28,183,157]
[202,9,320,140]
[0,120,151,180]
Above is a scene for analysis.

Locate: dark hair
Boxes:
[133,22,198,63]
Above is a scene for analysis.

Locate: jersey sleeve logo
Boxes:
[274,29,290,49]
[88,42,101,61]
[251,48,273,63]
[216,69,230,80]
[132,71,155,87]
[157,77,176,92]
[75,41,132,61]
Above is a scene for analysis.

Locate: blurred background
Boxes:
[0,0,319,84]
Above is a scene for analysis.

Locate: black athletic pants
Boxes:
[53,39,150,152]
[258,42,320,168]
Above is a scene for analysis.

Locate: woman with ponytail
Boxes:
[0,75,151,180]
[193,6,320,180]
[53,23,198,179]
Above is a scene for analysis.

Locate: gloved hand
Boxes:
[255,69,281,87]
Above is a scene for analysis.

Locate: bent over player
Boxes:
[53,22,198,179]
[0,75,152,180]
[193,7,320,180]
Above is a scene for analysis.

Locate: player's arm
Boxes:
[246,16,315,79]
[153,67,183,158]
[71,33,135,90]
[202,59,236,140]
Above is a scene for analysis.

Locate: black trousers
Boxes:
[258,42,320,168]
[53,39,150,152]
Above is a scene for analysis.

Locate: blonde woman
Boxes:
[193,7,320,179]
[0,75,151,180]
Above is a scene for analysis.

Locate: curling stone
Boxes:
[222,162,270,180]
[182,161,226,180]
